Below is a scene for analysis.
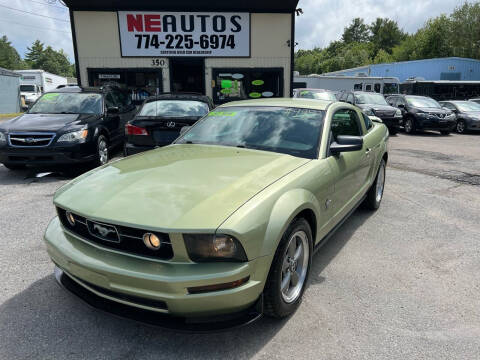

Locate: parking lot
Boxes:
[1,131,479,360]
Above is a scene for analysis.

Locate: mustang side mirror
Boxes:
[180,126,191,135]
[330,135,363,155]
[107,106,119,114]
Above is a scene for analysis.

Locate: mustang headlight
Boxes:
[184,234,248,262]
[0,132,6,146]
[57,129,88,143]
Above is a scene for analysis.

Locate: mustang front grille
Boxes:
[8,132,56,147]
[57,208,173,260]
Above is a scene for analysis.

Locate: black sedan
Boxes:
[440,100,480,134]
[124,93,214,156]
[0,86,135,170]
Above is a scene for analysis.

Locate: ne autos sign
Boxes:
[118,12,250,57]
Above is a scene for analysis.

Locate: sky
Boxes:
[0,0,463,63]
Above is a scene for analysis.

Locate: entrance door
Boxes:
[170,58,205,94]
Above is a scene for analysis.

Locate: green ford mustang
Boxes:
[44,98,388,323]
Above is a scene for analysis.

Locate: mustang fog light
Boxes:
[143,233,161,250]
[66,212,75,226]
[187,276,250,294]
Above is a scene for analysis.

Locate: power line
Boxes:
[0,3,70,22]
[0,17,71,34]
[27,0,68,10]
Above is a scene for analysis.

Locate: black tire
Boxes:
[388,126,398,135]
[456,120,466,134]
[94,135,109,167]
[364,159,386,210]
[404,117,416,134]
[440,131,450,136]
[2,163,26,171]
[264,218,313,318]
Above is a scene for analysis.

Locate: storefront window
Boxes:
[212,68,283,104]
[88,68,163,105]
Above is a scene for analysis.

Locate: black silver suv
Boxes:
[386,95,456,135]
[338,91,402,134]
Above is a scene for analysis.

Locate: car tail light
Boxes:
[126,124,149,136]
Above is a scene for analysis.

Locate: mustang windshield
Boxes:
[139,100,209,117]
[29,93,103,114]
[176,106,325,159]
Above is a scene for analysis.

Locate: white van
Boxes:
[15,70,67,105]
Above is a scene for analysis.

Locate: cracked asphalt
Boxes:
[0,131,479,359]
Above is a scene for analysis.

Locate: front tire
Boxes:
[456,120,466,134]
[94,135,109,167]
[364,159,386,210]
[404,117,415,134]
[264,218,313,318]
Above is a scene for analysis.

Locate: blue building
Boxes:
[323,57,480,83]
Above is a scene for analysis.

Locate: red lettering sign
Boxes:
[144,14,161,32]
[126,14,143,32]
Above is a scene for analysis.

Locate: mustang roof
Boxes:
[219,98,333,111]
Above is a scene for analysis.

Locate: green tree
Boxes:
[0,35,25,70]
[369,18,406,55]
[25,40,45,67]
[35,46,74,77]
[342,18,370,43]
[416,15,453,59]
[449,2,480,58]
[373,49,395,64]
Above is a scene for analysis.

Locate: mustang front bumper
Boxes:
[44,217,270,319]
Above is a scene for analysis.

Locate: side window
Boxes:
[354,83,363,91]
[387,97,396,106]
[397,98,406,107]
[365,84,372,92]
[443,103,455,110]
[362,113,373,131]
[346,93,354,104]
[374,83,381,93]
[104,93,116,109]
[331,109,362,140]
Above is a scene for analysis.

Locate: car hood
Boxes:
[414,107,450,114]
[2,113,100,132]
[54,144,310,231]
[357,104,395,111]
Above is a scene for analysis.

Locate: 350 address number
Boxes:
[135,34,236,50]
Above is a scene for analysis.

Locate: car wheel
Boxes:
[2,163,26,171]
[264,218,313,318]
[404,118,415,134]
[364,159,386,210]
[456,120,466,134]
[440,131,450,136]
[95,135,109,166]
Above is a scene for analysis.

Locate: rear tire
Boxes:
[2,163,26,171]
[264,218,313,318]
[364,159,386,210]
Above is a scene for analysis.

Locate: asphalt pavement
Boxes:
[0,132,479,359]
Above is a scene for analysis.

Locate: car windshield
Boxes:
[355,93,388,105]
[454,101,480,112]
[29,93,103,114]
[139,100,209,117]
[406,97,441,108]
[20,85,35,92]
[297,90,336,101]
[176,106,325,159]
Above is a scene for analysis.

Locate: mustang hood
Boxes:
[54,144,309,231]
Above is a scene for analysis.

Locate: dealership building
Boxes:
[63,0,299,104]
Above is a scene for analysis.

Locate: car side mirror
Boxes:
[107,106,119,114]
[397,104,405,109]
[330,135,363,155]
[180,126,191,135]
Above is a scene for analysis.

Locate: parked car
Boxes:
[292,88,337,101]
[338,90,402,134]
[0,86,136,170]
[469,98,480,105]
[44,98,388,326]
[124,93,214,156]
[440,100,480,133]
[386,95,456,135]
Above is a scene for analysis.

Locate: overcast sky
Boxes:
[0,0,462,63]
